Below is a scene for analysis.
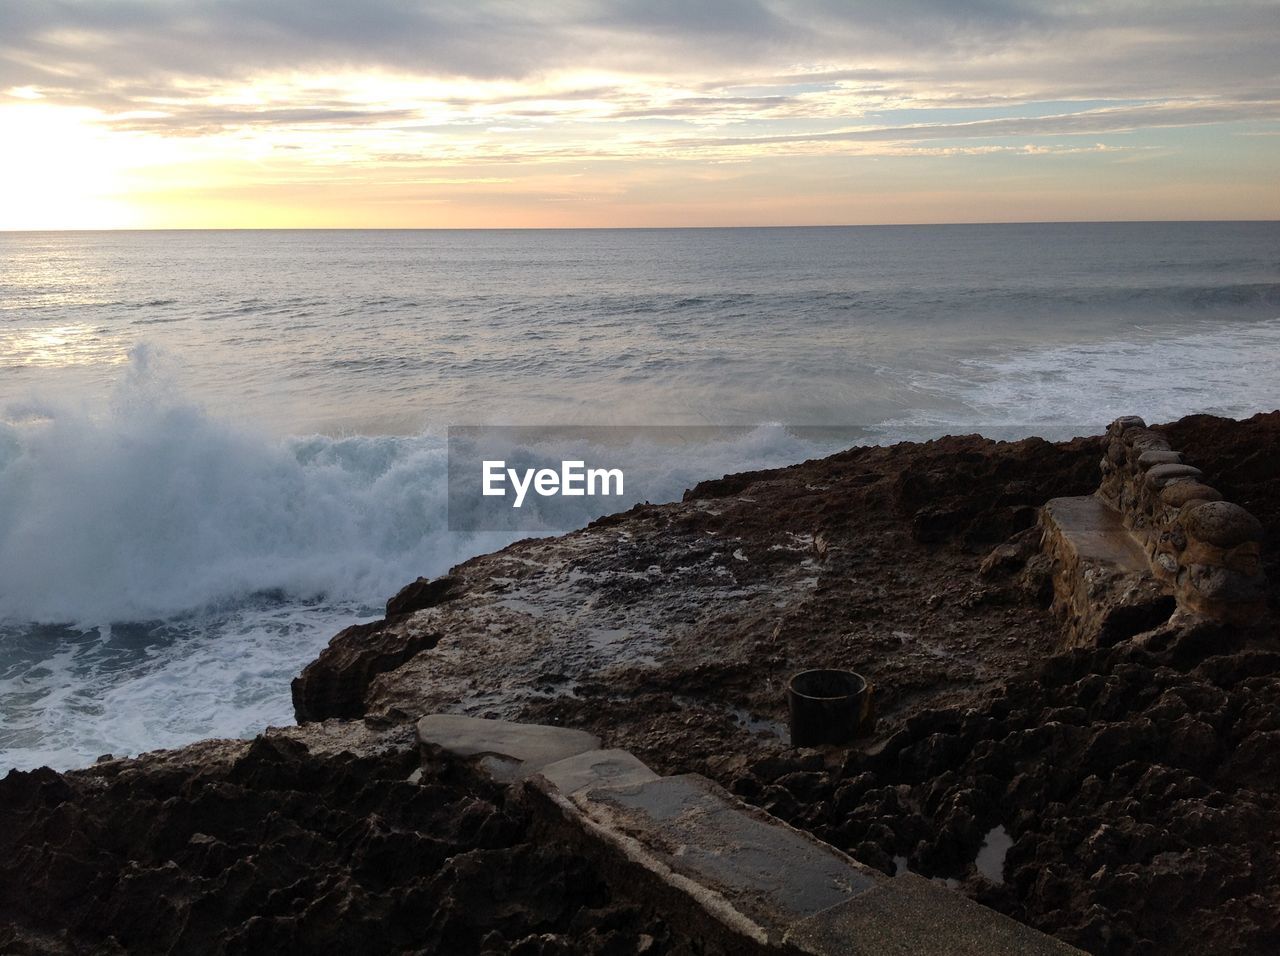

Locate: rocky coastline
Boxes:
[3,412,1279,955]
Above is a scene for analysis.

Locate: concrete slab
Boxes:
[416,714,600,783]
[785,873,1083,955]
[536,748,659,796]
[1043,496,1148,572]
[578,774,878,934]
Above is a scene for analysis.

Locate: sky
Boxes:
[1,0,1277,229]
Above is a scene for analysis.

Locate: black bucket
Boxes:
[787,669,870,747]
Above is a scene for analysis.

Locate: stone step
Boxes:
[1041,495,1176,647]
[416,712,601,783]
[566,772,878,937]
[417,715,1083,955]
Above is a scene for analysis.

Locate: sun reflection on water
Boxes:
[0,325,127,370]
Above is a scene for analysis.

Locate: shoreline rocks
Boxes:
[3,412,1279,955]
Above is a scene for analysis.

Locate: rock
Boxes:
[1144,463,1204,488]
[292,619,442,722]
[1019,553,1055,605]
[1137,450,1183,467]
[1165,716,1220,771]
[979,526,1042,578]
[0,725,683,955]
[1183,564,1265,608]
[6,411,1280,956]
[1181,501,1265,548]
[1130,432,1172,453]
[1160,482,1223,507]
[386,574,461,617]
[777,770,830,802]
[912,503,968,543]
[1111,416,1147,432]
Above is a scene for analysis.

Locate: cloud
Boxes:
[0,0,1276,174]
[3,1,1277,98]
[658,99,1280,151]
[106,105,419,135]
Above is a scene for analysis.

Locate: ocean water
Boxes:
[1,222,1278,769]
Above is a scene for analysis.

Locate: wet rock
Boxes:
[292,619,442,722]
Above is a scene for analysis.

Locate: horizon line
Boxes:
[3,217,1279,234]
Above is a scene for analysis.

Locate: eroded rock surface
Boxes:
[292,432,1103,773]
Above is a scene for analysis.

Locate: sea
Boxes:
[2,222,1278,770]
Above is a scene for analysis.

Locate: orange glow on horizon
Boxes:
[2,63,1278,230]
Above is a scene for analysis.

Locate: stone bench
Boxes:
[1036,417,1267,647]
[1040,495,1175,647]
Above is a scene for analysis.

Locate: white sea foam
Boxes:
[0,352,845,627]
[0,355,850,769]
[887,316,1280,439]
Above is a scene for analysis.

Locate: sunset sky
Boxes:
[1,0,1277,230]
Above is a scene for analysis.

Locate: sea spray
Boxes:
[0,350,459,624]
[0,355,853,769]
[0,353,849,626]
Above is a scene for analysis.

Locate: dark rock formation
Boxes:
[387,574,462,618]
[722,619,1280,955]
[0,723,688,955]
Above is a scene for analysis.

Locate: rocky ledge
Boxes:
[3,412,1279,955]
